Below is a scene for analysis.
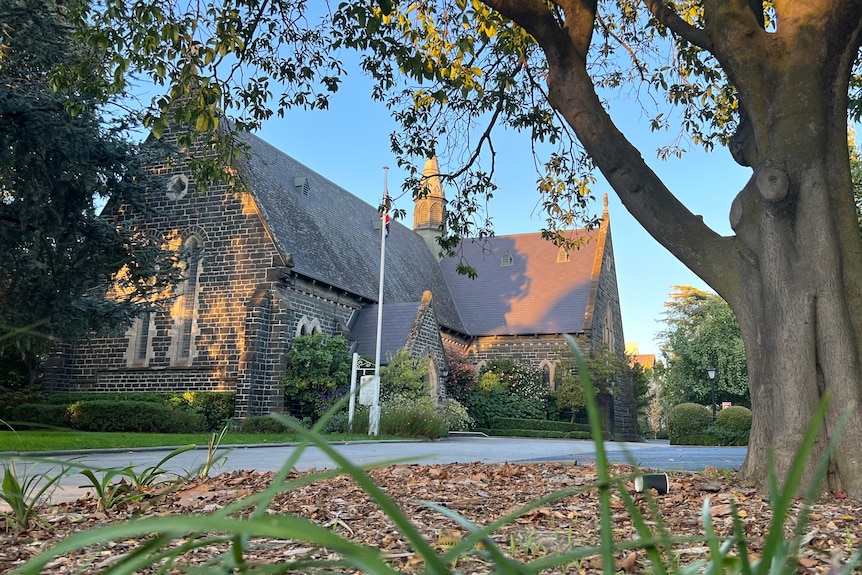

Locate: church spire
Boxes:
[413,156,446,257]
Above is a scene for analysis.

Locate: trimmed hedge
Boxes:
[67,400,206,433]
[16,391,235,432]
[477,428,593,440]
[668,403,712,445]
[0,403,69,430]
[716,406,752,435]
[673,433,725,446]
[493,417,590,433]
[45,391,174,405]
[465,389,548,428]
[240,416,294,434]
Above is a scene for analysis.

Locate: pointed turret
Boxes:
[413,156,447,257]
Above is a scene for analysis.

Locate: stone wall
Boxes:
[404,293,448,398]
[44,163,280,397]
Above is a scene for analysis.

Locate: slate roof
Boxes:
[239,133,464,332]
[437,231,601,335]
[349,303,420,362]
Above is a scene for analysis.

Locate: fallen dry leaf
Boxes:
[617,550,638,573]
[709,504,733,517]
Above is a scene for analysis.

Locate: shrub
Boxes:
[465,388,547,428]
[282,334,352,420]
[552,378,586,422]
[479,358,544,399]
[493,417,590,433]
[380,350,428,402]
[168,392,235,431]
[66,401,205,433]
[716,405,752,435]
[441,398,473,431]
[0,385,45,409]
[380,395,449,439]
[667,402,712,445]
[0,403,69,429]
[444,349,477,404]
[478,372,503,392]
[239,415,299,434]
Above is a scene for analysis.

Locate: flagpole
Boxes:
[370,167,389,436]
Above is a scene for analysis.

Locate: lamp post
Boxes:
[707,366,717,420]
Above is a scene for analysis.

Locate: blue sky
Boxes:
[257,69,752,357]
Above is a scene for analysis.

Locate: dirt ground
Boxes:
[2,461,860,574]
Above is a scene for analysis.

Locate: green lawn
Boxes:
[0,430,392,452]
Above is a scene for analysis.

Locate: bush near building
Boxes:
[0,391,235,432]
[67,400,206,433]
[476,417,592,439]
[466,359,554,428]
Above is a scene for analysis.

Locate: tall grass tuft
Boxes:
[1,460,70,532]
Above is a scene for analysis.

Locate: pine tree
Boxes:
[0,0,179,386]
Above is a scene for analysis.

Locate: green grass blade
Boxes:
[700,496,726,575]
[564,334,614,575]
[616,476,671,575]
[757,396,832,575]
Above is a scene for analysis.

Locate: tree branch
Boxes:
[482,0,575,61]
[554,0,598,59]
[541,42,739,294]
[641,0,714,52]
[596,11,648,81]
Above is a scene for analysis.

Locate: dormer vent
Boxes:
[294,176,309,196]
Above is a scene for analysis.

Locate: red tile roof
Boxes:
[438,230,601,335]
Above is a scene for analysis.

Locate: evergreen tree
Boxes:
[0,0,179,385]
[657,286,749,409]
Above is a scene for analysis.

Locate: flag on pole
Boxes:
[382,167,391,238]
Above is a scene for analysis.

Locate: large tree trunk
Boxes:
[727,75,862,495]
[486,1,862,496]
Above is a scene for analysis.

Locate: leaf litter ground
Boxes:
[2,462,860,573]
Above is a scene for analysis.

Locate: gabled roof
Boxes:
[438,231,602,335]
[238,133,465,332]
[349,302,420,362]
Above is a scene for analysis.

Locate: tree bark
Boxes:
[488,0,862,496]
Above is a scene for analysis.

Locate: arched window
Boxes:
[424,357,439,400]
[501,251,513,267]
[126,312,155,366]
[137,312,153,361]
[296,316,323,337]
[539,359,556,390]
[556,247,571,263]
[603,301,616,351]
[170,235,203,365]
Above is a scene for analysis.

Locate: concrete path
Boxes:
[2,436,747,506]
